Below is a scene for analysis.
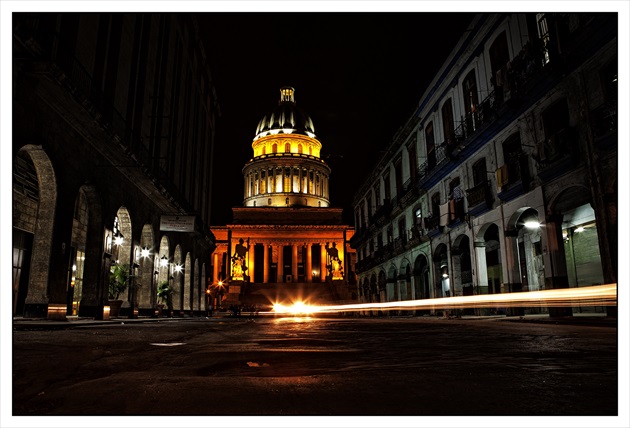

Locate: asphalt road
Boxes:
[11,316,618,417]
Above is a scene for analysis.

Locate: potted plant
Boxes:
[108,263,130,317]
[157,280,173,317]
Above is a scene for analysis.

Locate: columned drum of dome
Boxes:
[242,87,331,208]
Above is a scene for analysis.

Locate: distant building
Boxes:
[350,13,617,317]
[12,14,219,319]
[211,87,356,309]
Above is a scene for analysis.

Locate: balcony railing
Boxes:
[466,180,492,209]
[453,93,497,143]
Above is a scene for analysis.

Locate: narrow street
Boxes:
[12,316,617,417]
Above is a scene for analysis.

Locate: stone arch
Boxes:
[137,224,155,311]
[505,208,544,301]
[434,243,450,297]
[66,187,89,316]
[399,258,412,301]
[113,206,132,266]
[387,264,398,301]
[193,258,200,312]
[15,145,57,317]
[69,185,104,318]
[172,245,183,311]
[452,234,473,296]
[482,223,503,295]
[201,262,208,312]
[506,207,539,233]
[413,253,431,302]
[360,277,370,300]
[71,184,105,318]
[370,272,378,302]
[183,253,192,311]
[156,236,171,309]
[550,185,606,297]
[377,269,387,303]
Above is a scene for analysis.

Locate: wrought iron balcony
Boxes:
[466,180,493,215]
[535,127,580,181]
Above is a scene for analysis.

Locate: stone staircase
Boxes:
[239,282,338,309]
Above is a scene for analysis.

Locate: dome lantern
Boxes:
[243,87,331,208]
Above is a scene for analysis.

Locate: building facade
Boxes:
[211,87,356,309]
[350,13,617,317]
[13,13,219,319]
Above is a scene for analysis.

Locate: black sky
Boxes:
[200,12,475,225]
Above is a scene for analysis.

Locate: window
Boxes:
[272,144,277,153]
[463,70,479,119]
[366,195,372,219]
[374,184,380,207]
[398,216,407,244]
[537,13,551,65]
[503,133,523,182]
[472,158,487,186]
[298,144,303,154]
[490,31,511,104]
[541,99,570,162]
[431,192,441,217]
[441,100,455,146]
[449,177,464,223]
[425,122,436,169]
[262,146,266,155]
[285,143,291,153]
[489,31,510,77]
[383,172,391,201]
[406,140,417,182]
[394,157,403,198]
[414,206,423,226]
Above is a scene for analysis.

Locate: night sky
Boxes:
[199,12,475,226]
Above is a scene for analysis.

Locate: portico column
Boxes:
[213,253,219,284]
[320,244,327,282]
[306,244,313,282]
[474,241,489,294]
[263,244,270,283]
[277,244,284,283]
[292,244,298,282]
[248,241,255,283]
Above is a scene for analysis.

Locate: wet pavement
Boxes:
[9,314,620,421]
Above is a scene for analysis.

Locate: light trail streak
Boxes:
[268,284,617,315]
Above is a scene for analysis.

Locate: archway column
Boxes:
[305,244,313,282]
[474,241,489,294]
[277,244,284,283]
[320,244,327,281]
[263,244,270,283]
[291,244,298,282]
[248,241,255,282]
[543,214,572,317]
[213,253,219,284]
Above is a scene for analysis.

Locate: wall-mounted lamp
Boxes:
[174,264,183,273]
[160,255,169,267]
[113,230,124,246]
[141,247,151,258]
[524,220,541,229]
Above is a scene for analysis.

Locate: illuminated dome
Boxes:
[243,87,331,208]
[254,87,317,141]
